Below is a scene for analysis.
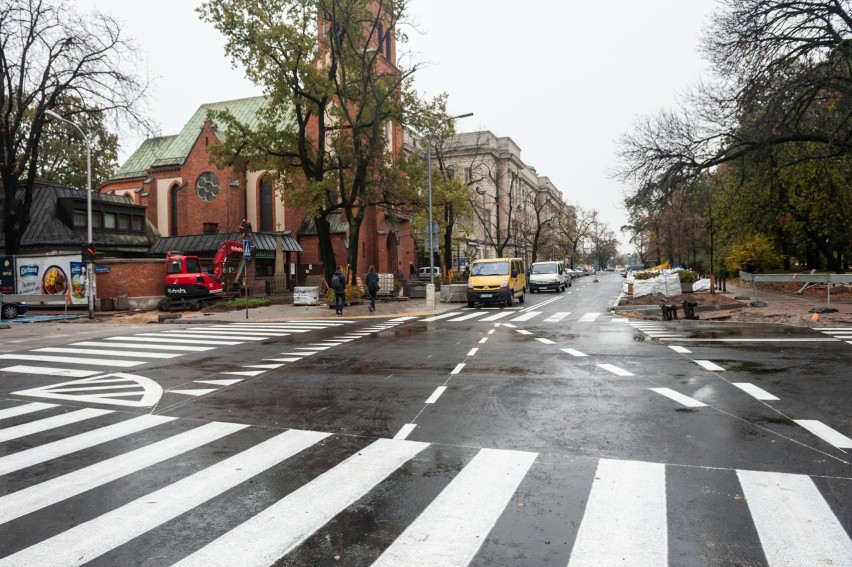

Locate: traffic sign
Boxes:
[243,239,252,261]
[429,221,439,234]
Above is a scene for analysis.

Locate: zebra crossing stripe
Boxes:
[372,448,537,566]
[161,331,266,341]
[71,341,214,352]
[578,313,601,322]
[0,415,176,476]
[421,312,462,321]
[733,383,779,401]
[106,336,240,345]
[0,408,112,443]
[173,438,428,567]
[479,311,514,322]
[510,311,541,322]
[650,388,707,408]
[544,312,570,322]
[33,347,182,359]
[737,469,852,566]
[448,312,487,322]
[0,402,57,421]
[0,354,143,367]
[793,420,852,449]
[568,459,667,566]
[2,428,329,567]
[0,365,100,378]
[0,421,247,526]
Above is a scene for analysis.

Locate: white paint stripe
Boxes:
[467,348,479,356]
[421,312,462,321]
[0,408,112,443]
[450,363,465,375]
[296,346,330,351]
[0,415,176,476]
[568,459,667,566]
[561,348,587,357]
[668,346,692,354]
[33,347,181,359]
[389,316,418,321]
[793,420,852,449]
[106,336,240,345]
[578,312,601,322]
[161,331,264,341]
[660,338,838,343]
[502,323,516,328]
[0,421,247,525]
[737,469,852,566]
[479,312,514,322]
[487,329,495,335]
[243,364,283,369]
[187,328,291,336]
[733,383,779,401]
[72,341,214,352]
[373,448,537,566]
[0,354,142,367]
[596,364,634,377]
[425,386,447,404]
[280,351,315,356]
[264,358,302,363]
[695,360,725,371]
[516,329,533,335]
[168,389,218,397]
[544,311,570,322]
[649,388,707,408]
[195,379,242,386]
[173,438,427,567]
[479,337,488,344]
[611,318,630,323]
[643,333,682,338]
[0,402,57,421]
[448,312,487,322]
[393,423,417,440]
[0,365,101,378]
[510,311,542,322]
[6,429,330,567]
[817,327,852,331]
[536,338,556,344]
[221,371,265,377]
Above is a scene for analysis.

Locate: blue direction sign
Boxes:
[243,239,252,261]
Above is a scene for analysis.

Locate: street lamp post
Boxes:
[427,112,472,287]
[45,109,94,319]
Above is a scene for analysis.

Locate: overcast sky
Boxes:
[74,0,716,250]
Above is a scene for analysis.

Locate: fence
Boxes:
[739,271,852,307]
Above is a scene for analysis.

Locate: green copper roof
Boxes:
[109,95,275,181]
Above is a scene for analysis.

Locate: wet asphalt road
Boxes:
[0,272,850,566]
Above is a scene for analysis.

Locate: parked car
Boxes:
[1,299,29,319]
[529,260,571,293]
[418,266,441,281]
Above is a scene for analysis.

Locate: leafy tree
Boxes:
[199,0,419,283]
[726,234,783,273]
[0,0,149,254]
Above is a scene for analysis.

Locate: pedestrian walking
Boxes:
[365,265,380,312]
[409,262,417,281]
[331,265,346,316]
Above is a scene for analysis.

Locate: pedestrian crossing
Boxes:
[818,327,852,345]
[420,310,610,324]
[1,403,849,566]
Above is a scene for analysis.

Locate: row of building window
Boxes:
[74,210,145,232]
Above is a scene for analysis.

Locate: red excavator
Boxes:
[160,240,247,311]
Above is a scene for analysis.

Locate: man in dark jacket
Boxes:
[332,265,346,316]
[365,265,380,312]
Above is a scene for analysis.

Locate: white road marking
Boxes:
[516,329,533,335]
[72,341,214,352]
[668,346,692,354]
[0,365,100,378]
[425,386,447,404]
[264,358,302,363]
[195,379,243,386]
[480,312,514,322]
[243,364,283,369]
[281,351,315,356]
[649,388,707,408]
[733,383,779,401]
[421,312,462,321]
[450,363,465,375]
[793,420,852,449]
[161,331,265,341]
[106,336,240,345]
[169,389,218,396]
[487,329,495,335]
[467,348,479,356]
[695,360,725,371]
[660,338,837,343]
[389,316,418,321]
[578,312,601,322]
[6,429,330,567]
[189,328,291,336]
[568,459,667,566]
[0,415,177,476]
[511,311,542,322]
[0,402,57,421]
[544,312,570,322]
[448,312,487,322]
[0,408,112,443]
[33,347,181,359]
[596,364,634,377]
[295,346,330,351]
[479,337,488,344]
[393,423,417,440]
[221,371,265,377]
[502,323,516,328]
[536,338,556,344]
[373,448,537,566]
[561,348,587,357]
[737,469,852,566]
[0,354,143,367]
[0,421,248,525]
[173,438,427,567]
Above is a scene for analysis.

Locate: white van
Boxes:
[418,266,441,280]
[529,260,571,293]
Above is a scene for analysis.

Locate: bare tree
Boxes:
[0,0,149,254]
[555,205,597,270]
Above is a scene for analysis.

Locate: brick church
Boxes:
[98,4,415,290]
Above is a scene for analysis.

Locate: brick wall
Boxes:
[95,259,164,299]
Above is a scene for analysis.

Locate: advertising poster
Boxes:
[16,255,87,305]
[1,256,14,294]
